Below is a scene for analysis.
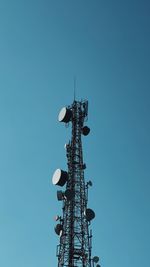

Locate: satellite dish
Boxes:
[93,256,99,263]
[64,189,74,201]
[85,208,95,221]
[58,107,72,123]
[52,169,68,186]
[54,224,63,235]
[82,126,90,136]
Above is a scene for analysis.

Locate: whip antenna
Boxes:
[73,76,76,101]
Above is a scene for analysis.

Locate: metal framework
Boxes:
[52,100,100,267]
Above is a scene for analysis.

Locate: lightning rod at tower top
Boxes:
[51,99,101,267]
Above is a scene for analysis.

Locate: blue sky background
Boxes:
[0,0,150,266]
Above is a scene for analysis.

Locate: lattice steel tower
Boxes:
[52,100,100,267]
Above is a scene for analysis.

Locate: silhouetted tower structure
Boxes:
[52,100,100,267]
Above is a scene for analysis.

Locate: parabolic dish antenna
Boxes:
[58,107,72,123]
[82,126,90,136]
[52,169,68,186]
[93,256,99,263]
[55,224,63,235]
[85,208,95,221]
[65,189,74,201]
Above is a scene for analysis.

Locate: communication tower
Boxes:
[52,100,100,267]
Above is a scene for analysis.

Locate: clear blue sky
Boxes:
[0,0,150,266]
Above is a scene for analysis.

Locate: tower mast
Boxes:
[52,100,100,267]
